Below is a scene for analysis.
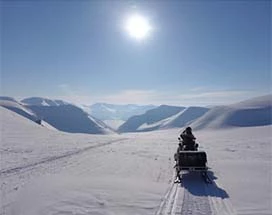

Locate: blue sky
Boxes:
[1,0,271,106]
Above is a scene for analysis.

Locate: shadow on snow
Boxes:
[180,170,229,199]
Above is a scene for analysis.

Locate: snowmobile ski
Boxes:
[174,178,181,183]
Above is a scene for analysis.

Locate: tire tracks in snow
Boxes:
[0,138,127,176]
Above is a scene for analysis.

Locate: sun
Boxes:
[125,14,152,40]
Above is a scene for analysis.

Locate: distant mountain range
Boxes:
[118,95,272,132]
[0,97,114,134]
[21,97,69,106]
[82,103,156,121]
[0,95,271,134]
[118,105,185,132]
[118,105,209,132]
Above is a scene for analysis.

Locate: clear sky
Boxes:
[1,0,271,106]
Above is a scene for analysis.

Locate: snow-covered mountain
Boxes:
[189,94,272,130]
[0,96,39,123]
[118,105,185,133]
[0,97,56,130]
[158,106,209,129]
[84,103,156,121]
[21,97,69,106]
[22,97,114,134]
[2,94,270,134]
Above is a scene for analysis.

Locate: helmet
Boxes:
[185,127,192,132]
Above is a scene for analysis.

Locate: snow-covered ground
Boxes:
[1,107,271,215]
[195,127,272,215]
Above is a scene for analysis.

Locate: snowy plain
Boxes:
[1,106,271,215]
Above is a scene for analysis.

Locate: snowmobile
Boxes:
[174,137,211,183]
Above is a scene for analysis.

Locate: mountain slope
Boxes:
[21,97,69,106]
[161,106,209,128]
[22,97,114,134]
[190,94,272,130]
[135,106,209,131]
[0,96,40,124]
[118,105,185,132]
[0,97,56,130]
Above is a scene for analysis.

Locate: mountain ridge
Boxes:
[84,103,156,121]
[1,94,271,133]
[189,94,272,130]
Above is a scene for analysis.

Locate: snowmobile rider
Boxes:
[180,127,197,151]
[174,127,196,183]
[175,127,196,177]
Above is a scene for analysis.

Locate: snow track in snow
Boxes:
[205,173,237,215]
[155,171,184,215]
[0,138,126,176]
[156,172,236,215]
[180,173,212,215]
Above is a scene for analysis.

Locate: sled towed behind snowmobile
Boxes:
[177,150,207,171]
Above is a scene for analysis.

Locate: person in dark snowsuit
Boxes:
[174,127,198,182]
[180,127,197,151]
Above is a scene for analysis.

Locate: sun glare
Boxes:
[125,14,152,40]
